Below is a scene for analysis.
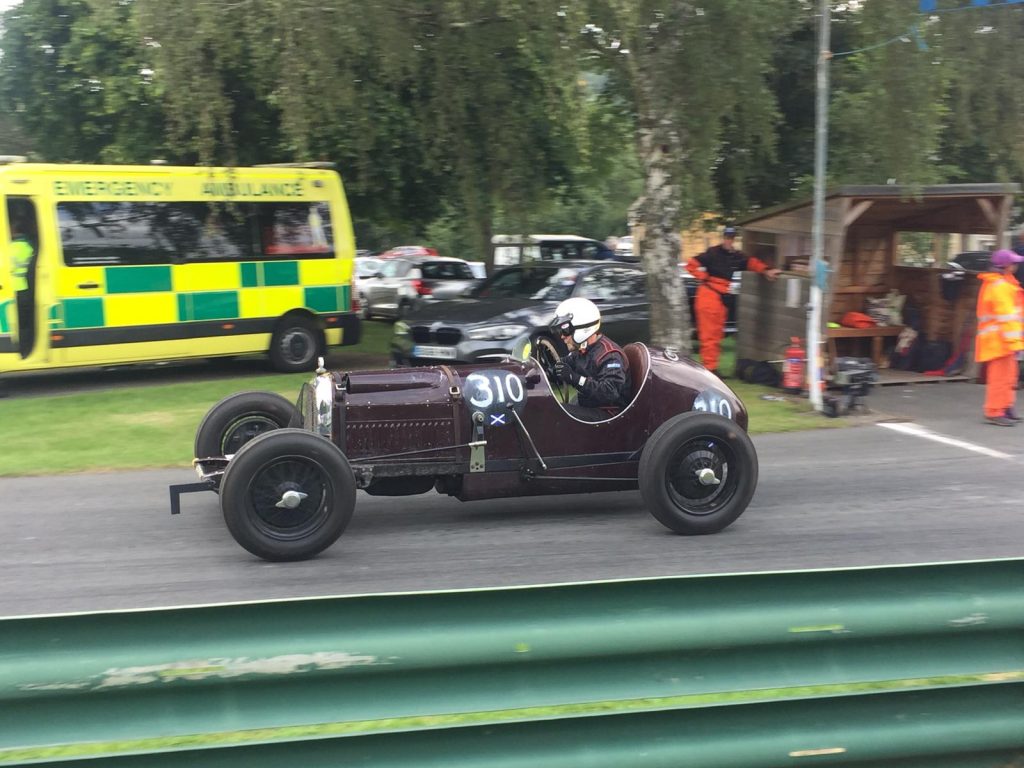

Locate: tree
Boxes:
[0,0,165,163]
[828,1,951,185]
[935,4,1024,185]
[9,0,1019,352]
[571,1,799,350]
[136,0,590,267]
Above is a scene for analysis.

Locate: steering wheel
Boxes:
[531,336,570,403]
[531,336,559,378]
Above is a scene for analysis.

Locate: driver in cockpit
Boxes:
[550,297,631,421]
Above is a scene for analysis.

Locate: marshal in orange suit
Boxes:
[686,226,780,377]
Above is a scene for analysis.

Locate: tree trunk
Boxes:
[637,124,692,354]
[480,214,494,277]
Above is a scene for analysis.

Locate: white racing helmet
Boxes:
[552,297,602,345]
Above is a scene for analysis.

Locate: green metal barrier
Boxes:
[2,559,1024,766]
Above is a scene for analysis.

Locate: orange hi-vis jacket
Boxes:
[975,272,1024,362]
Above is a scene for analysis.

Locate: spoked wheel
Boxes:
[531,334,562,376]
[639,412,758,534]
[220,429,356,561]
[665,437,738,514]
[531,334,568,398]
[194,391,300,459]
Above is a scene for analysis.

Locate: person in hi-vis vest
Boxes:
[975,249,1024,426]
[10,216,35,358]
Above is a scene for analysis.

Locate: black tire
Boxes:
[194,391,300,459]
[269,315,322,372]
[639,412,758,535]
[220,429,356,561]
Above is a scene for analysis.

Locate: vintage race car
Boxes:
[171,343,759,561]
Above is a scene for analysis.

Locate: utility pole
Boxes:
[808,0,831,412]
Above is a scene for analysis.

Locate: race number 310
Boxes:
[692,389,733,419]
[465,371,526,412]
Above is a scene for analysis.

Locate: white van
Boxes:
[491,234,618,266]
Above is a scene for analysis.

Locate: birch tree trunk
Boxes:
[636,112,692,353]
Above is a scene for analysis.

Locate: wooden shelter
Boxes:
[735,184,1021,383]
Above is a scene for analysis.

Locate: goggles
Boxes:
[552,314,576,337]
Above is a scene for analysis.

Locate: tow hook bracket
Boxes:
[169,481,216,515]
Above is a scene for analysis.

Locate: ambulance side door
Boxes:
[0,201,16,365]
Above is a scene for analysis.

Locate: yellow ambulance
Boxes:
[0,159,360,375]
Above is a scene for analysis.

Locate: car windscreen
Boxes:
[420,261,474,280]
[379,259,412,277]
[356,259,381,277]
[472,266,580,301]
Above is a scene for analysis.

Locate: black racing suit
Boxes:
[561,335,631,420]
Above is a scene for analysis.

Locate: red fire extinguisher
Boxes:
[783,337,805,394]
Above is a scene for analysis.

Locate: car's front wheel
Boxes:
[220,429,356,561]
[194,390,300,459]
[639,412,758,534]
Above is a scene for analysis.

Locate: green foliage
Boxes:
[570,0,800,224]
[0,0,165,162]
[936,5,1024,184]
[0,0,1021,261]
[829,1,951,185]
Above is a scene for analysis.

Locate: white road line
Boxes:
[879,422,1013,460]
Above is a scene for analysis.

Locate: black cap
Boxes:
[723,226,738,238]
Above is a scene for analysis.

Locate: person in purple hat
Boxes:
[976,249,1024,426]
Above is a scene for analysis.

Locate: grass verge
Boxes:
[0,331,843,477]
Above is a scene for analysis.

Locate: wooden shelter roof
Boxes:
[739,184,1020,234]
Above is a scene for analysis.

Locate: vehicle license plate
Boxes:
[414,345,457,360]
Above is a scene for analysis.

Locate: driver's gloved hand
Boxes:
[553,360,581,386]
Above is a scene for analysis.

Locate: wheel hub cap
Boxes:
[275,489,309,509]
[696,467,720,486]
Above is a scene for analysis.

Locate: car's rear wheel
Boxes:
[639,412,758,534]
[269,315,323,372]
[220,429,356,561]
[194,391,300,459]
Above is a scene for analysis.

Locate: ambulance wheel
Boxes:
[220,429,355,562]
[639,412,758,535]
[270,316,323,372]
[194,391,300,459]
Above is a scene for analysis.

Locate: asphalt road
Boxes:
[3,421,1023,617]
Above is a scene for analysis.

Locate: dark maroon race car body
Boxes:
[171,343,759,561]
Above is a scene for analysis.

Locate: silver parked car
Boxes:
[362,256,480,320]
[354,256,384,319]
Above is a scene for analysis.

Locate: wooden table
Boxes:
[826,325,905,368]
